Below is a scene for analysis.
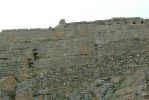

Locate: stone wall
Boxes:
[0,17,149,99]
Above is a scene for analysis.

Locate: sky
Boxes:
[0,0,149,31]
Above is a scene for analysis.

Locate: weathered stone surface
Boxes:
[36,87,49,95]
[1,96,10,100]
[108,68,149,100]
[38,95,44,100]
[0,76,17,91]
[15,91,33,100]
[88,79,113,100]
[111,76,124,84]
[16,80,32,92]
[140,91,149,99]
[115,86,136,96]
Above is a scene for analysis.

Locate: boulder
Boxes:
[38,95,44,100]
[0,76,17,91]
[140,91,149,99]
[1,96,10,100]
[16,80,32,92]
[89,79,113,99]
[15,90,33,100]
[115,86,136,96]
[36,87,49,95]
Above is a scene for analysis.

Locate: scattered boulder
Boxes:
[37,95,44,100]
[118,94,136,100]
[140,91,149,99]
[0,76,17,91]
[16,80,32,92]
[69,91,84,100]
[15,90,33,100]
[111,76,124,84]
[36,87,49,95]
[1,96,10,100]
[89,79,113,99]
[115,86,136,96]
[15,80,33,100]
[47,92,67,100]
[111,68,149,100]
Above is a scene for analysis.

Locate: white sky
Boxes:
[0,0,149,31]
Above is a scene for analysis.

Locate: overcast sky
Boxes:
[0,0,149,31]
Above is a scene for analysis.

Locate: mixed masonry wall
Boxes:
[0,17,149,99]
